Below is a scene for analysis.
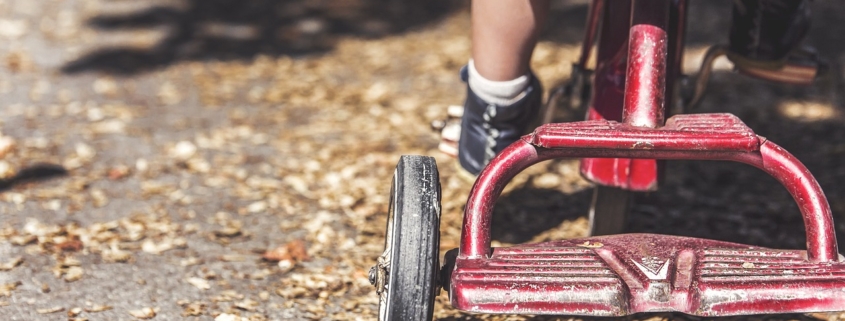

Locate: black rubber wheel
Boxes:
[374,155,440,321]
[588,186,630,236]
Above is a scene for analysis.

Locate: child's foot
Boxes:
[727,0,811,70]
[456,69,542,176]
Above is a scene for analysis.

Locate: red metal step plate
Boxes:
[533,113,760,153]
[449,234,845,316]
[560,113,759,191]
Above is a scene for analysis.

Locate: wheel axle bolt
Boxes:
[368,266,377,286]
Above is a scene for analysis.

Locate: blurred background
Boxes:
[0,0,843,320]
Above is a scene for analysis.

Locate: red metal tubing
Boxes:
[736,141,837,262]
[577,0,606,68]
[460,140,545,259]
[623,0,670,128]
[459,138,837,262]
[588,0,630,122]
[667,0,688,106]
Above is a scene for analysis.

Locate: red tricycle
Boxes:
[370,0,839,320]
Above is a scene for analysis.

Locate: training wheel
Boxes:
[370,155,441,321]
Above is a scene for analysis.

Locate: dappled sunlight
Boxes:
[777,100,841,122]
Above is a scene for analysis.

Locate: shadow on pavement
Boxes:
[62,0,626,75]
[62,0,466,75]
[0,163,68,192]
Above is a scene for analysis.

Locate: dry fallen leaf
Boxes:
[84,304,113,313]
[141,239,174,255]
[275,287,307,300]
[10,234,36,245]
[67,307,83,317]
[277,259,295,273]
[262,239,309,262]
[234,299,259,311]
[128,307,157,319]
[0,281,21,297]
[187,277,211,290]
[64,266,84,282]
[213,226,242,238]
[215,313,246,321]
[36,306,64,314]
[59,256,81,267]
[180,257,200,267]
[0,256,22,271]
[220,254,246,262]
[181,302,206,316]
[57,238,83,252]
[102,245,132,263]
[108,165,131,180]
[170,141,197,160]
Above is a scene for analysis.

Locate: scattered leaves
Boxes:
[84,304,113,313]
[262,240,309,262]
[187,277,211,290]
[180,257,200,267]
[215,313,246,321]
[56,237,83,252]
[64,266,84,282]
[128,307,158,319]
[67,307,83,317]
[234,298,259,312]
[108,165,131,180]
[181,302,206,317]
[36,306,64,314]
[0,256,22,271]
[0,282,21,297]
[102,245,133,263]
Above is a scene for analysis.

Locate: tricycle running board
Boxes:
[449,234,845,316]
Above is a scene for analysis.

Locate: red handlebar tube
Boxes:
[459,133,837,262]
[623,0,670,128]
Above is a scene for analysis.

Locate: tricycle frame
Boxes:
[444,0,843,316]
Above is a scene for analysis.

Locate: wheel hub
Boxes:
[369,256,389,295]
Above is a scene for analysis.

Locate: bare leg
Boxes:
[471,0,550,81]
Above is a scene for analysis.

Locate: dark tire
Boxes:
[376,156,440,321]
[588,186,630,236]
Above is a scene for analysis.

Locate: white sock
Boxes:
[467,59,531,106]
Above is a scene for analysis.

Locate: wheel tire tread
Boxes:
[386,155,440,321]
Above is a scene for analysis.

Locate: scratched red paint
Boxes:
[449,234,845,315]
[451,113,837,314]
[446,0,839,316]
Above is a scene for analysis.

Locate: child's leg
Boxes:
[471,0,550,81]
[456,0,550,176]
